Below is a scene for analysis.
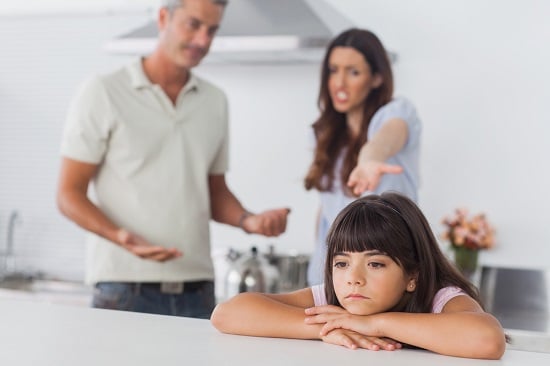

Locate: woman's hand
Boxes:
[305,306,400,351]
[347,160,403,196]
[347,117,409,196]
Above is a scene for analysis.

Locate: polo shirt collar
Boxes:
[182,73,199,94]
[128,58,199,93]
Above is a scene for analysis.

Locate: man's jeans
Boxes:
[92,281,215,319]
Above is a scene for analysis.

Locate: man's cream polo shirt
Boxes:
[61,60,229,284]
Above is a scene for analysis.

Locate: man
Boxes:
[57,0,290,319]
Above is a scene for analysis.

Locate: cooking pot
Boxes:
[222,245,310,300]
[224,246,280,300]
[265,250,309,292]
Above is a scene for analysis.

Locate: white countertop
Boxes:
[0,299,549,366]
[0,285,92,307]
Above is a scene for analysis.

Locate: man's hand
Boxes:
[241,208,291,237]
[116,229,182,262]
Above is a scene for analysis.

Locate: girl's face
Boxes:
[332,250,416,315]
[327,46,382,116]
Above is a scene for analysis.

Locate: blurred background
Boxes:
[1,0,549,283]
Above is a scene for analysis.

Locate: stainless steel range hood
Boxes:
[104,0,359,64]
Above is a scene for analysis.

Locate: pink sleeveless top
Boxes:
[311,285,466,313]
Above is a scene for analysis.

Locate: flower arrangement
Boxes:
[441,208,496,250]
[441,208,496,279]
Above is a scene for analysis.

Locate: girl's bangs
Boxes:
[330,207,398,254]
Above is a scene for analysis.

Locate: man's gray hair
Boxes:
[160,0,228,8]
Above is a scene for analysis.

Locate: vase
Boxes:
[452,246,479,280]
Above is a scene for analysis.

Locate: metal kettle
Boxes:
[224,246,280,300]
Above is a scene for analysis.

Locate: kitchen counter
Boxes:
[0,281,92,307]
[1,299,549,366]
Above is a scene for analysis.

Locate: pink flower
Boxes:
[441,208,495,250]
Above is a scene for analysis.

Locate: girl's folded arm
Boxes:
[371,296,506,359]
[211,289,321,339]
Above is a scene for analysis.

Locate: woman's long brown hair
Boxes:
[304,28,394,194]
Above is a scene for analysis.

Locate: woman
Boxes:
[304,28,422,285]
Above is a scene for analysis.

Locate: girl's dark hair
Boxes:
[323,192,483,313]
[304,28,394,195]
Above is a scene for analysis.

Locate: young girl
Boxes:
[211,192,506,359]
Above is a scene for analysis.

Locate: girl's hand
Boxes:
[322,329,401,351]
[304,305,351,330]
[306,306,380,337]
[305,305,348,319]
[305,305,359,328]
[305,306,400,350]
[319,312,375,337]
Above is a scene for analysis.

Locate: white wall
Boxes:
[1,0,549,281]
[326,0,550,268]
[210,0,550,269]
[0,13,142,279]
[199,64,320,256]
